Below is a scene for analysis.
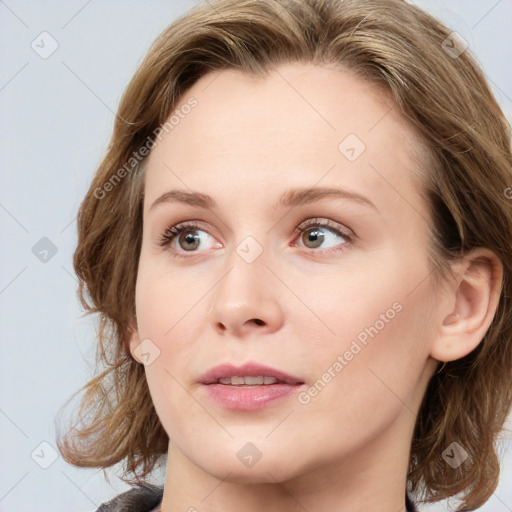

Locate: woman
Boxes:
[56,0,512,510]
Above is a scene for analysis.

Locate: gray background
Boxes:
[0,1,511,511]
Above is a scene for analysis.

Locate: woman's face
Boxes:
[131,62,442,483]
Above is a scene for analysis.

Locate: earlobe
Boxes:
[430,248,503,363]
[127,321,144,364]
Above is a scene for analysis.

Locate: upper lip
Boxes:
[198,362,304,385]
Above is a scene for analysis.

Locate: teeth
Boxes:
[243,376,263,385]
[218,376,278,385]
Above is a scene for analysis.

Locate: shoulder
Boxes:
[95,483,164,512]
[93,484,417,511]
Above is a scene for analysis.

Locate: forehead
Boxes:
[143,62,429,219]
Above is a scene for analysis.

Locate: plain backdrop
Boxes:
[1,1,511,511]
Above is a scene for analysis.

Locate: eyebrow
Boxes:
[149,187,377,212]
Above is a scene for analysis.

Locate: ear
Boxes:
[127,320,144,365]
[430,248,503,363]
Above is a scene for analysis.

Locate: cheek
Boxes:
[295,253,435,404]
[291,254,422,351]
[135,259,208,348]
[292,299,433,460]
[307,278,434,407]
[134,262,211,422]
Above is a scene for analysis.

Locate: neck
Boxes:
[159,404,416,512]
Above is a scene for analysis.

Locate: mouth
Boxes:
[215,376,284,386]
[198,363,305,410]
[198,362,304,386]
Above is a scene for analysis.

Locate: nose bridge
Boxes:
[218,226,270,296]
[209,239,284,336]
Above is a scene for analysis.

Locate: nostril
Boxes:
[253,318,265,326]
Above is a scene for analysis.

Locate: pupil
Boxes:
[180,231,200,250]
[304,228,324,248]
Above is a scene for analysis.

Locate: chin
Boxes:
[208,462,299,485]
[195,446,306,484]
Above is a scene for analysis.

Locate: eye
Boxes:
[158,221,219,256]
[158,218,353,258]
[294,218,353,253]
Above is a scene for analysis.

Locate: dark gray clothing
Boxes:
[95,483,419,511]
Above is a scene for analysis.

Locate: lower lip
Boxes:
[202,383,302,410]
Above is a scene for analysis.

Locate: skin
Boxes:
[129,62,502,512]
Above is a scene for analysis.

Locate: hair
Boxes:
[55,0,512,510]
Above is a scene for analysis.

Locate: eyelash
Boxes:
[158,218,354,259]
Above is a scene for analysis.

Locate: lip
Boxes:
[198,362,305,411]
[198,362,303,385]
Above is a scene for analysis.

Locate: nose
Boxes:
[209,252,285,337]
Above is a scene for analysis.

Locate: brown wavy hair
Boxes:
[55,0,512,509]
